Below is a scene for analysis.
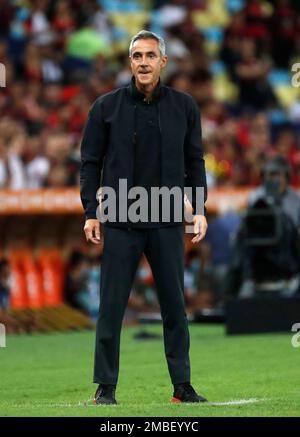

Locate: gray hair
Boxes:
[129,30,166,57]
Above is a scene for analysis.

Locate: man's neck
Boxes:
[135,79,159,101]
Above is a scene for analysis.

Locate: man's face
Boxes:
[267,171,288,193]
[130,38,167,89]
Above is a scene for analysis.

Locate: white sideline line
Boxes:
[8,398,267,408]
[208,398,265,406]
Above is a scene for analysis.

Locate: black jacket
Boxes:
[80,78,207,226]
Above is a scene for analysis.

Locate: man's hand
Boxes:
[191,214,208,244]
[84,219,101,244]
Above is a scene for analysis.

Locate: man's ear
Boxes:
[161,55,168,69]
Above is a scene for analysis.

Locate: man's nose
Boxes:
[140,55,149,65]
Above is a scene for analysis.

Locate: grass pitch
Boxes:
[0,324,299,417]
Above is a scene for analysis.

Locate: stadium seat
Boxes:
[191,0,230,30]
[23,256,44,309]
[109,12,150,37]
[213,73,239,102]
[37,248,65,306]
[268,70,291,86]
[273,85,299,110]
[9,259,28,310]
[226,0,245,13]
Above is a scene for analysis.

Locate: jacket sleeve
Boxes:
[80,99,108,220]
[184,96,207,215]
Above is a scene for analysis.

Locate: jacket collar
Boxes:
[129,76,163,103]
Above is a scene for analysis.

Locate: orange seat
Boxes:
[38,248,65,306]
[9,260,28,310]
[23,257,44,309]
[7,249,44,309]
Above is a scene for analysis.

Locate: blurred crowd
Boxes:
[2,0,300,316]
[1,0,300,190]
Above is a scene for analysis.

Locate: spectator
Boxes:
[26,0,55,46]
[44,133,79,187]
[204,211,242,305]
[184,249,201,306]
[51,0,75,48]
[271,0,296,68]
[228,156,300,298]
[64,250,89,311]
[0,259,11,310]
[248,155,300,229]
[235,38,277,109]
[1,0,299,194]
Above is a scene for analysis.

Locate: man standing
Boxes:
[80,30,208,405]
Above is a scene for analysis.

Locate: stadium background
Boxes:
[1,0,300,416]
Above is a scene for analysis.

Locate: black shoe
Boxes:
[171,383,208,403]
[93,384,117,405]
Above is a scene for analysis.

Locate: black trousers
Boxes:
[93,224,190,385]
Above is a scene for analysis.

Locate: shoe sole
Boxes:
[93,398,117,405]
[170,396,208,403]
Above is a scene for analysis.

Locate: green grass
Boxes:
[0,324,299,416]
